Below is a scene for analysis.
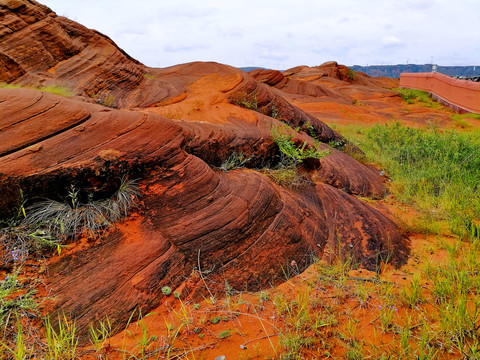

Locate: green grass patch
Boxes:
[451,113,480,129]
[395,88,445,110]
[338,122,480,239]
[0,82,74,97]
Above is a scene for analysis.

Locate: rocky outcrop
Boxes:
[0,0,410,337]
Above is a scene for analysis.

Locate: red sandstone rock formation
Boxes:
[0,0,410,336]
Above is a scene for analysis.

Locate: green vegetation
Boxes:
[346,69,356,81]
[0,178,139,261]
[270,125,328,167]
[229,90,258,110]
[0,271,36,328]
[219,151,252,171]
[0,82,74,97]
[451,113,480,129]
[339,122,480,239]
[395,88,444,109]
[44,315,78,360]
[161,286,172,296]
[265,124,329,187]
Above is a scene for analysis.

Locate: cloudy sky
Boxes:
[40,0,479,70]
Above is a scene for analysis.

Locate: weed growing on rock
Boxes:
[219,151,252,171]
[0,178,139,263]
[270,125,327,167]
[161,286,172,296]
[229,91,258,110]
[0,82,74,97]
[345,69,356,81]
[265,124,328,187]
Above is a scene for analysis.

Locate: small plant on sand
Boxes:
[161,286,172,296]
[210,315,221,324]
[0,271,37,328]
[218,329,235,339]
[400,273,424,308]
[378,304,399,333]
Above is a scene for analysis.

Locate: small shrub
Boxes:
[219,152,252,172]
[346,69,356,81]
[264,167,306,188]
[102,94,116,108]
[265,125,329,187]
[229,91,258,110]
[270,125,328,168]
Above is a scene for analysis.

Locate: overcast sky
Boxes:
[40,0,479,70]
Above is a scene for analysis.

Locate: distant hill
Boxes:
[350,64,480,78]
[238,66,266,72]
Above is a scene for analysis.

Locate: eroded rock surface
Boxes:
[0,0,410,336]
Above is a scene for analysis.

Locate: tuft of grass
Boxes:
[0,178,139,263]
[396,88,444,109]
[89,318,112,353]
[451,113,480,129]
[38,85,74,97]
[400,273,424,308]
[338,122,480,240]
[44,315,78,360]
[219,151,252,172]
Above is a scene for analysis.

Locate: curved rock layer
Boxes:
[0,0,410,336]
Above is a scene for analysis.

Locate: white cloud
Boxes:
[39,0,480,68]
[381,36,403,47]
